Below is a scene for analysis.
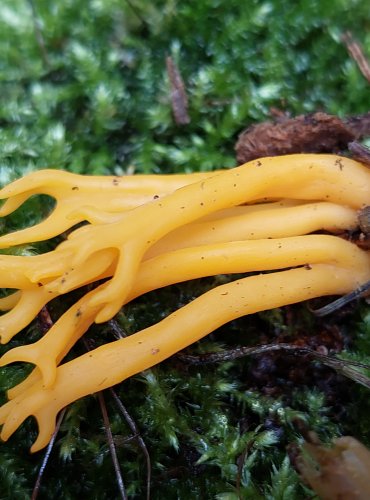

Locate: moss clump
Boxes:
[0,0,370,498]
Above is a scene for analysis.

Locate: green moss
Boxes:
[0,0,370,497]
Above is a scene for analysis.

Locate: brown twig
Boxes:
[178,343,314,364]
[178,343,370,390]
[110,389,152,500]
[82,338,128,500]
[311,279,370,317]
[342,31,370,84]
[166,56,190,125]
[235,112,370,164]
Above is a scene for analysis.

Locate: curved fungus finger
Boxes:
[1,262,369,452]
[145,201,358,258]
[0,192,39,217]
[0,287,55,344]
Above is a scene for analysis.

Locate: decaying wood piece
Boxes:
[235,112,370,163]
[294,435,370,500]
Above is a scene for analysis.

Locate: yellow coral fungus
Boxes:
[1,263,369,453]
[0,168,212,247]
[1,234,366,388]
[0,153,369,452]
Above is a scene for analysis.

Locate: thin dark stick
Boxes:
[110,388,152,500]
[311,279,370,317]
[31,408,67,500]
[178,343,313,364]
[108,320,151,499]
[97,391,128,500]
[178,343,370,390]
[82,338,128,500]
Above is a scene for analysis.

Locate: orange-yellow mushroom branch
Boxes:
[0,154,369,452]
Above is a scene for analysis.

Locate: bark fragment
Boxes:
[235,112,370,164]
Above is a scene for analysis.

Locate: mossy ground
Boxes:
[0,1,370,498]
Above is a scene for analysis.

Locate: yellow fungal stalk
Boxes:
[0,153,369,452]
